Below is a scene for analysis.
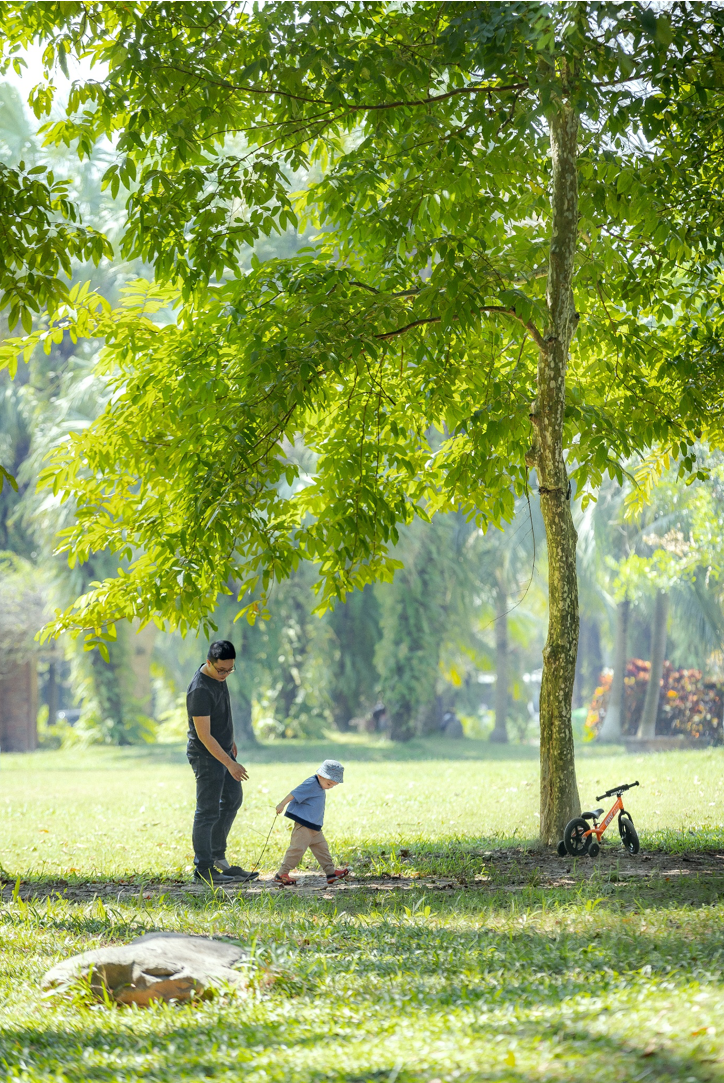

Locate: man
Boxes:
[187,640,259,884]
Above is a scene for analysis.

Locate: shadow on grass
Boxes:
[6,863,724,917]
[22,736,632,769]
[4,885,724,1082]
[241,735,542,764]
[1,1020,720,1083]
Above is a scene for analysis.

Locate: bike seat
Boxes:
[581,808,604,820]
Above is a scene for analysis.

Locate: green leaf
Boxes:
[0,464,18,493]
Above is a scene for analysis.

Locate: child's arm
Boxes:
[276,793,294,815]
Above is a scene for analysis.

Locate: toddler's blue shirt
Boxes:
[285,775,326,831]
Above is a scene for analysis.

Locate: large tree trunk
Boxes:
[332,701,353,733]
[530,97,581,845]
[490,572,509,743]
[90,624,131,745]
[599,599,629,741]
[388,703,414,742]
[637,591,669,739]
[233,690,259,747]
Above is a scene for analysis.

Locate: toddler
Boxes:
[274,759,349,886]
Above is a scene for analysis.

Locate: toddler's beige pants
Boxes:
[279,821,335,876]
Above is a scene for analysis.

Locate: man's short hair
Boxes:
[208,640,236,662]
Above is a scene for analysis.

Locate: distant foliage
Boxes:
[375,518,456,741]
[587,661,724,744]
[0,551,47,676]
[326,585,380,733]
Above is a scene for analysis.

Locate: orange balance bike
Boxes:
[558,780,640,858]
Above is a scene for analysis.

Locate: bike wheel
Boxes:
[619,817,640,855]
[557,839,567,858]
[589,840,600,858]
[563,817,591,857]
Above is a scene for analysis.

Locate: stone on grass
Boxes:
[42,931,248,1006]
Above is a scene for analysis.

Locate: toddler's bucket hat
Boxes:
[318,759,344,783]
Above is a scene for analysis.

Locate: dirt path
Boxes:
[3,846,724,903]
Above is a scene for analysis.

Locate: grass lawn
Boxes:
[2,737,724,1080]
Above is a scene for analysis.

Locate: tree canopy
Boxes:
[0,1,719,627]
[2,1,724,838]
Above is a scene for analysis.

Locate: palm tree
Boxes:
[574,480,638,742]
[592,456,724,740]
[472,496,545,743]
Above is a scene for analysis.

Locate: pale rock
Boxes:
[42,931,248,1006]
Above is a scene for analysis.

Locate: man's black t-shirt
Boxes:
[186,667,234,757]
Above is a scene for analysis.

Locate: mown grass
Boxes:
[3,877,724,1081]
[0,737,723,881]
[2,740,724,1081]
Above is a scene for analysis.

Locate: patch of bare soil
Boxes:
[3,846,724,903]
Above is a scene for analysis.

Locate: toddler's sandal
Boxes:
[326,868,350,885]
[274,872,298,887]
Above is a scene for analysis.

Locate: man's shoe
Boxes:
[326,868,350,885]
[214,859,260,882]
[223,866,260,882]
[274,872,298,886]
[193,866,233,885]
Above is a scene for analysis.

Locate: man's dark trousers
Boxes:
[188,752,242,870]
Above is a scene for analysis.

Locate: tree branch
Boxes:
[155,64,528,110]
[375,305,546,349]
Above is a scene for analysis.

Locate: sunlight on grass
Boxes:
[2,741,724,1081]
[0,740,723,879]
[3,881,724,1081]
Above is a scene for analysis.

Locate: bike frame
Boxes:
[583,793,625,842]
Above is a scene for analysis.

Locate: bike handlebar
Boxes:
[596,780,639,801]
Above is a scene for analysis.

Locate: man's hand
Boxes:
[228,760,249,782]
[275,801,286,815]
[192,716,249,780]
